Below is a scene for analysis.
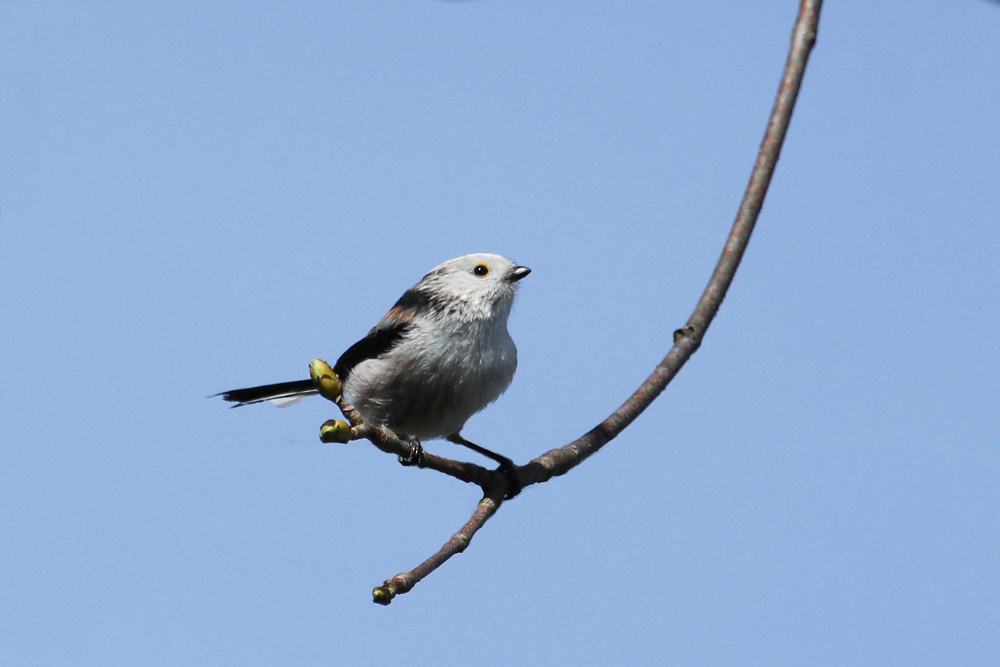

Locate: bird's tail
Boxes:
[217,379,318,408]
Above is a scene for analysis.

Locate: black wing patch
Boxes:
[333,321,410,382]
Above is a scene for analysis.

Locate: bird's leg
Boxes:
[447,434,521,499]
[398,435,425,467]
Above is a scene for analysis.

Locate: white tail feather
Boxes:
[269,395,310,408]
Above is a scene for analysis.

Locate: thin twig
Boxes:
[372,485,506,605]
[364,0,824,603]
[341,403,496,488]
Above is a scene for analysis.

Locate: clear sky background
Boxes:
[1,1,998,665]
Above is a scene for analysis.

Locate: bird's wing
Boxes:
[333,320,411,381]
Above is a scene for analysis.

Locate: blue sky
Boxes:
[1,1,998,665]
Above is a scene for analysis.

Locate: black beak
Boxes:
[507,265,531,283]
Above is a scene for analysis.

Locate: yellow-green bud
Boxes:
[372,586,394,606]
[319,419,352,444]
[309,358,343,401]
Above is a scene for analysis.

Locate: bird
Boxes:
[218,253,530,495]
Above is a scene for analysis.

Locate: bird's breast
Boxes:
[344,317,517,439]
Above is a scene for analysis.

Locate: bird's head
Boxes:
[414,253,531,321]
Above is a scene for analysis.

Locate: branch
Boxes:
[351,422,495,488]
[311,379,499,488]
[372,484,505,605]
[522,0,823,487]
[335,0,824,604]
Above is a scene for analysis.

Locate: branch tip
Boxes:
[372,585,395,606]
[309,359,343,402]
[319,419,351,444]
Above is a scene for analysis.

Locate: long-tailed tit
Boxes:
[219,253,530,494]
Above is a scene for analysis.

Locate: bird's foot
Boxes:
[446,433,521,499]
[398,436,425,467]
[496,457,522,500]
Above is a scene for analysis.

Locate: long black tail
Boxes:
[217,379,317,407]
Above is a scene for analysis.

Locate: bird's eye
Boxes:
[473,264,489,277]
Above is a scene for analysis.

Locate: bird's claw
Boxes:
[498,459,522,500]
[398,437,425,467]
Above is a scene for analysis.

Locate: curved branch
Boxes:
[520,0,823,488]
[360,0,824,603]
